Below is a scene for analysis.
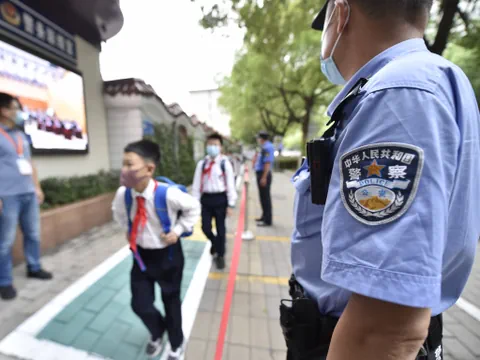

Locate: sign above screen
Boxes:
[0,38,88,153]
[0,0,77,64]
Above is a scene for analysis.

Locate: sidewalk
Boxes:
[0,170,479,360]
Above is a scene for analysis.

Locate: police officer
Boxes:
[254,131,275,227]
[281,1,480,359]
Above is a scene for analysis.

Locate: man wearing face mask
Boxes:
[192,133,237,270]
[254,131,275,227]
[281,1,480,360]
[0,93,53,301]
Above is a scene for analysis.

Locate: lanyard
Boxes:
[0,128,23,156]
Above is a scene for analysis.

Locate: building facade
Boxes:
[0,0,124,179]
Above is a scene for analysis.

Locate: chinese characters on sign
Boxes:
[0,0,77,64]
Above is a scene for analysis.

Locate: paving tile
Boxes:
[185,338,207,360]
[443,337,477,360]
[92,321,131,358]
[227,344,250,360]
[250,317,270,349]
[229,315,250,346]
[269,319,286,351]
[85,289,117,313]
[190,311,213,341]
[111,342,141,360]
[446,324,480,356]
[199,290,218,312]
[250,294,268,318]
[231,292,249,316]
[71,329,102,352]
[88,301,125,333]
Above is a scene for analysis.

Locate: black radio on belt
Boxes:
[307,137,336,205]
[307,77,369,206]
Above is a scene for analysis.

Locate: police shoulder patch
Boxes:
[339,143,424,226]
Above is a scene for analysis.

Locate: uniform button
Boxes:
[293,176,299,182]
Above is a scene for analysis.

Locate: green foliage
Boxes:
[216,0,336,145]
[40,170,119,210]
[146,124,197,185]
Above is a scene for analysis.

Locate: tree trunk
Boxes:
[430,0,459,55]
[301,97,314,155]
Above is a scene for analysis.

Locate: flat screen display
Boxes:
[0,38,88,153]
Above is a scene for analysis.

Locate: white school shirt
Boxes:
[111,179,201,249]
[191,155,238,207]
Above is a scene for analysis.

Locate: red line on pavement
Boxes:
[214,169,248,360]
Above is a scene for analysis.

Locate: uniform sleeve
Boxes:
[191,160,204,201]
[321,87,460,309]
[224,158,238,207]
[111,186,129,230]
[167,187,201,237]
[261,144,274,164]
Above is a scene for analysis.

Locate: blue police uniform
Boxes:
[255,140,275,172]
[255,140,275,225]
[292,38,480,320]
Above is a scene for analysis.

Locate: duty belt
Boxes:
[280,275,443,360]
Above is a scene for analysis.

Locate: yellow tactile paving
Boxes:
[208,272,289,286]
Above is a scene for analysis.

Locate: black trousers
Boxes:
[130,243,184,350]
[201,192,228,257]
[256,171,273,224]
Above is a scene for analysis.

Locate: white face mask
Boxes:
[320,1,351,85]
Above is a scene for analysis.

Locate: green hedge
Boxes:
[40,170,119,210]
[276,156,300,171]
[145,124,197,185]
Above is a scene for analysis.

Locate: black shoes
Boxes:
[1,269,52,301]
[210,244,217,256]
[0,285,17,300]
[255,217,264,222]
[257,222,272,227]
[27,268,53,280]
[215,256,225,270]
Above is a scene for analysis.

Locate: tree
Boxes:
[214,0,336,145]
[194,0,479,56]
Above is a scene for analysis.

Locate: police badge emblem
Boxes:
[339,143,424,225]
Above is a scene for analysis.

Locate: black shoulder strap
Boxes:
[322,77,369,139]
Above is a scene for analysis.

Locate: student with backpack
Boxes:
[192,133,237,270]
[111,140,200,359]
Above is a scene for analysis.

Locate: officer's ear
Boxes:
[334,0,350,35]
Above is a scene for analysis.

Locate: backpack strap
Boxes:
[221,158,227,188]
[124,188,133,234]
[154,183,171,234]
[124,188,147,271]
[200,158,207,193]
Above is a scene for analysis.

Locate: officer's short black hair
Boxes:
[124,139,161,166]
[207,133,223,145]
[352,0,433,24]
[257,131,269,141]
[313,0,433,30]
[0,93,19,110]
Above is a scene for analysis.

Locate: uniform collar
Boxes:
[132,179,156,200]
[327,38,428,116]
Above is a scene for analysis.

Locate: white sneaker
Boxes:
[167,340,185,360]
[146,338,164,358]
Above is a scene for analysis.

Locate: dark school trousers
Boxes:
[130,242,184,350]
[201,192,228,257]
[256,171,273,224]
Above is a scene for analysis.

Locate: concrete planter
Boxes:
[12,192,115,265]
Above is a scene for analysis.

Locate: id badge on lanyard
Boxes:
[0,128,32,175]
